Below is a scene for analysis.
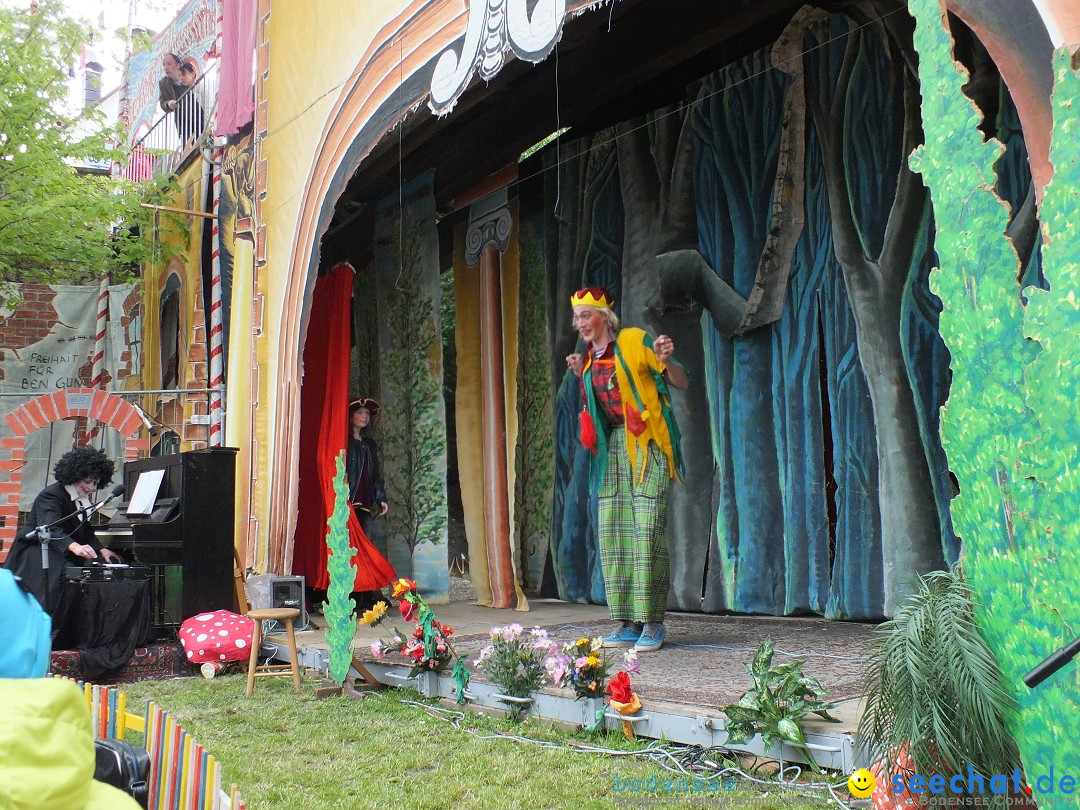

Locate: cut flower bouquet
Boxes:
[475,624,561,720]
[552,636,639,699]
[363,577,469,700]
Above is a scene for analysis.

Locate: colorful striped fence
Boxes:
[54,677,246,810]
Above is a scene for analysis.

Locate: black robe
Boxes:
[3,481,102,614]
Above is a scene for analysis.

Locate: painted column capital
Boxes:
[465,188,512,266]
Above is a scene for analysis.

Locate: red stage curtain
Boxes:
[292,263,396,591]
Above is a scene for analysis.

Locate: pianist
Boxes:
[3,447,124,615]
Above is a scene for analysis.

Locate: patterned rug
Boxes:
[50,642,195,684]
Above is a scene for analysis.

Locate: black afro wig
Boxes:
[52,447,115,488]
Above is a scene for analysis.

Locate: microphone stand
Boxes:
[24,487,125,611]
[1024,636,1080,688]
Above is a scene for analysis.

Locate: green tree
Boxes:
[0,0,171,303]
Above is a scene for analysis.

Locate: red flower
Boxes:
[607,671,634,704]
[392,578,418,598]
[400,599,417,622]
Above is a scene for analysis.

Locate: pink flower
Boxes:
[499,623,524,642]
[370,641,386,659]
[545,655,570,685]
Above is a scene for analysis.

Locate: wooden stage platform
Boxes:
[277,578,879,773]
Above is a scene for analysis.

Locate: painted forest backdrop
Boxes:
[533,8,1035,621]
[357,7,1041,623]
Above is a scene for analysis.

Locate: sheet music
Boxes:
[127,469,165,515]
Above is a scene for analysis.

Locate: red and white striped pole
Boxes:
[83,275,110,446]
[207,0,225,446]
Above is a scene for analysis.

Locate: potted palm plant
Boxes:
[858,565,1027,806]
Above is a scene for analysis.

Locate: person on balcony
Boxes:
[158,53,203,147]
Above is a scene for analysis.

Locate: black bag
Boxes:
[93,738,150,808]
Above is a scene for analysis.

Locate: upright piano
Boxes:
[97,448,238,636]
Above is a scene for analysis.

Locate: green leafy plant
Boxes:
[719,636,839,770]
[858,566,1023,785]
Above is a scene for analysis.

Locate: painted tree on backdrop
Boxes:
[549,132,620,604]
[801,5,949,615]
[0,0,175,305]
[612,7,828,613]
[908,0,1080,792]
[612,103,724,612]
[514,225,555,593]
[382,216,448,557]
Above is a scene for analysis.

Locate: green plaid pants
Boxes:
[597,427,671,623]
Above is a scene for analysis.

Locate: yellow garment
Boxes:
[0,678,142,810]
[584,328,679,483]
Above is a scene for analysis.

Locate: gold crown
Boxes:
[570,288,614,309]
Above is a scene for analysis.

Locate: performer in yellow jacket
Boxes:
[566,287,687,652]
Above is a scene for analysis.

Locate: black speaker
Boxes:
[270,575,306,629]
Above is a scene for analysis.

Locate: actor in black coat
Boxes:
[3,448,121,614]
[346,399,388,538]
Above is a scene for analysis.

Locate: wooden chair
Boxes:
[234,549,302,696]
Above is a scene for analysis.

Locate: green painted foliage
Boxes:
[382,216,448,554]
[324,451,357,685]
[514,225,555,591]
[908,0,1079,800]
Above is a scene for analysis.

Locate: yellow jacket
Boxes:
[581,328,684,490]
[0,678,142,810]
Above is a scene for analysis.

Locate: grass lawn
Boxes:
[121,674,845,809]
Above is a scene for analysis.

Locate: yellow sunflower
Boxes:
[360,601,388,626]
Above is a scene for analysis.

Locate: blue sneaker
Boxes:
[601,624,642,648]
[634,623,666,652]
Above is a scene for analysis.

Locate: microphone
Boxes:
[25,484,127,539]
[1023,636,1080,688]
[84,484,125,518]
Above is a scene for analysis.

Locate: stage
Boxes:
[279,576,879,772]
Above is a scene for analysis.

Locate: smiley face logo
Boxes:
[848,768,876,798]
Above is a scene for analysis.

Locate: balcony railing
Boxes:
[118,60,218,182]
